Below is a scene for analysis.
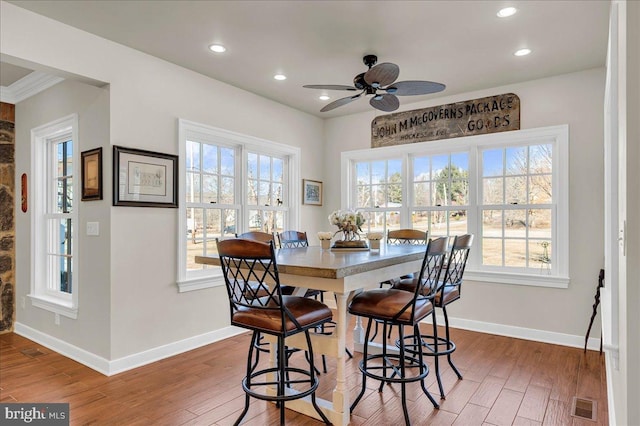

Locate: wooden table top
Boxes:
[195,244,426,280]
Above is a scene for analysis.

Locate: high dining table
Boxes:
[195,243,426,426]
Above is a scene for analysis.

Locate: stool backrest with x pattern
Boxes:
[277,230,309,248]
[436,234,474,305]
[387,229,428,245]
[392,236,449,323]
[217,238,304,334]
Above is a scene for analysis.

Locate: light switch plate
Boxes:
[87,222,99,236]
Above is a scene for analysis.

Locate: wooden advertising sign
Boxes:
[371,93,520,148]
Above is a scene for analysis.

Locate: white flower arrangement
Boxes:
[367,232,384,241]
[328,209,366,240]
[317,232,333,241]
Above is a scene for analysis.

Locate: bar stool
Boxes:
[370,229,428,342]
[217,238,332,425]
[394,234,473,399]
[237,231,322,371]
[348,237,448,425]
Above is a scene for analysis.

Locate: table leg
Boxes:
[353,316,365,347]
[333,292,350,425]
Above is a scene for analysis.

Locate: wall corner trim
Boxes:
[14,322,246,376]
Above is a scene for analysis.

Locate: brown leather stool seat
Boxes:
[348,237,448,425]
[393,279,461,306]
[348,289,434,323]
[233,296,332,333]
[218,238,332,425]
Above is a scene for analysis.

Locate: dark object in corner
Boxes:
[584,269,605,354]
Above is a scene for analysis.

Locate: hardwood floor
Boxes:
[0,320,608,425]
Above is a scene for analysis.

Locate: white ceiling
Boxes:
[6,0,610,118]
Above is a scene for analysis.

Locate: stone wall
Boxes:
[0,102,15,333]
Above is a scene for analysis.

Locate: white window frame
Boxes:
[341,125,569,288]
[177,119,300,292]
[243,150,289,233]
[30,114,79,318]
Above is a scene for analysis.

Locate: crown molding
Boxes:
[0,71,64,104]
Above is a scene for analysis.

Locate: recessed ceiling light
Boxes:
[274,74,287,81]
[208,44,226,53]
[514,48,532,56]
[497,7,517,18]
[319,95,330,101]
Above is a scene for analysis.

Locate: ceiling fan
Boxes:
[304,54,445,113]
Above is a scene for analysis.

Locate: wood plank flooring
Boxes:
[0,319,608,425]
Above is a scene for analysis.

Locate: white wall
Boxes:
[15,80,111,358]
[324,68,606,340]
[2,1,325,361]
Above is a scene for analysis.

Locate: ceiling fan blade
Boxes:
[320,92,363,112]
[370,94,399,112]
[303,84,358,91]
[364,63,399,88]
[385,80,446,96]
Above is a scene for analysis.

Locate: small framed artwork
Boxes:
[113,145,178,208]
[302,179,322,206]
[81,147,103,201]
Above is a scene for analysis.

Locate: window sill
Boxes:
[177,274,225,293]
[28,294,78,319]
[464,270,570,288]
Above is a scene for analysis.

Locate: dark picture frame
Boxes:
[81,147,103,201]
[302,179,322,206]
[113,145,178,208]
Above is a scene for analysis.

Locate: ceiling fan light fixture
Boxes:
[497,7,517,18]
[208,44,226,53]
[274,74,287,81]
[319,95,330,101]
[304,54,445,113]
[514,48,532,56]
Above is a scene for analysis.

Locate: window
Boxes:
[342,125,569,288]
[178,120,299,292]
[30,114,79,318]
[184,139,238,272]
[246,152,287,233]
[480,144,553,271]
[411,152,469,239]
[354,159,403,233]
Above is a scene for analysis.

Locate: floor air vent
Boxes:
[571,396,597,421]
[20,348,47,358]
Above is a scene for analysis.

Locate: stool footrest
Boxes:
[397,334,457,357]
[242,366,319,402]
[359,353,429,384]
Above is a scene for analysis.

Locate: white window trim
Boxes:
[341,125,570,289]
[177,119,300,292]
[29,114,79,318]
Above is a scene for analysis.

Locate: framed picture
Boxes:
[81,147,103,201]
[113,145,178,208]
[302,179,322,206]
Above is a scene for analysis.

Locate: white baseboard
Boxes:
[15,323,112,375]
[14,322,246,376]
[14,314,599,377]
[419,314,602,351]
